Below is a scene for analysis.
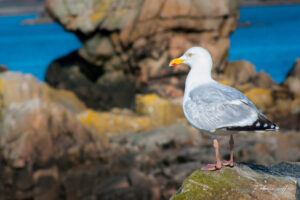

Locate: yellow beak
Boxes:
[169,58,184,67]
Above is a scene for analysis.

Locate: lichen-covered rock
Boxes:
[78,94,185,137]
[46,0,240,109]
[245,88,274,110]
[78,109,152,138]
[171,162,300,200]
[136,94,184,126]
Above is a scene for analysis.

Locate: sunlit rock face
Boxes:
[0,72,109,169]
[45,0,240,110]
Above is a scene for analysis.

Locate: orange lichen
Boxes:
[217,79,234,86]
[245,88,273,110]
[78,109,152,137]
[91,0,111,23]
[136,94,184,126]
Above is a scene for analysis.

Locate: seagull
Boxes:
[169,47,279,171]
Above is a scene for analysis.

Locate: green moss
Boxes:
[171,168,253,200]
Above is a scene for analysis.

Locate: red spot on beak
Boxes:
[173,63,177,66]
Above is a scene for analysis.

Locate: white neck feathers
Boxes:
[185,60,213,93]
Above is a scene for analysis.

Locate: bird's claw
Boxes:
[222,160,234,167]
[201,164,222,171]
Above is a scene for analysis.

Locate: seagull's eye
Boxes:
[187,53,193,57]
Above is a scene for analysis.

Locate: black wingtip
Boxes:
[225,115,279,132]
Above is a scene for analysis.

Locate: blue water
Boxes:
[0,14,81,80]
[229,5,300,83]
[0,5,300,82]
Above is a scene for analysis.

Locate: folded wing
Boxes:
[183,82,278,131]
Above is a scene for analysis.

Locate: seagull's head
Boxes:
[169,47,213,69]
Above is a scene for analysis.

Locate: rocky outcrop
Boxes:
[171,162,300,200]
[0,72,109,199]
[45,0,240,110]
[0,72,109,169]
[0,71,300,200]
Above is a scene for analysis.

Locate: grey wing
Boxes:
[183,83,259,131]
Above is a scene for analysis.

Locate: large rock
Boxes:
[0,72,111,199]
[171,162,300,200]
[46,0,240,109]
[224,60,256,85]
[0,72,108,169]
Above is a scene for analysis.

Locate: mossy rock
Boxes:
[171,163,299,200]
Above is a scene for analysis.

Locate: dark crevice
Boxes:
[45,50,104,83]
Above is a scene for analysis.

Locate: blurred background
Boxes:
[0,0,299,199]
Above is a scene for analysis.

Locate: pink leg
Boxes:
[222,135,234,167]
[202,139,222,171]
